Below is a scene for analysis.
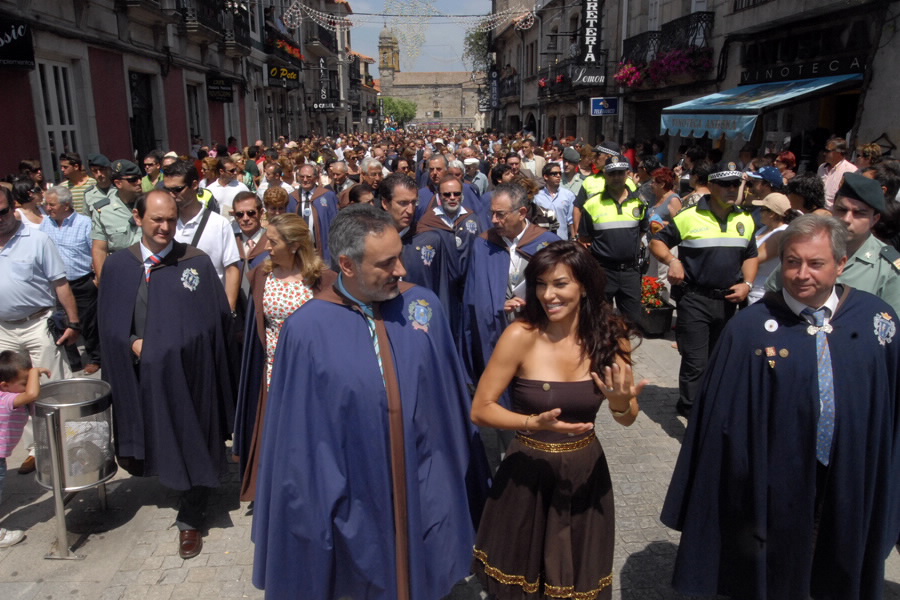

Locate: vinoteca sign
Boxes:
[579,1,601,64]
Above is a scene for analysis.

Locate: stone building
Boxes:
[377,27,485,129]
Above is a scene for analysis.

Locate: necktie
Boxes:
[145,253,162,282]
[246,238,256,254]
[803,307,835,465]
[302,191,312,217]
[359,304,385,384]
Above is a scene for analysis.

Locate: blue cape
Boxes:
[252,283,488,598]
[661,287,900,599]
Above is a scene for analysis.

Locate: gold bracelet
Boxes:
[609,401,631,417]
[523,414,537,431]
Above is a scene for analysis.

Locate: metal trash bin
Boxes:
[32,378,117,559]
[33,378,117,491]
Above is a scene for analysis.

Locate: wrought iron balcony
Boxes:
[304,22,338,55]
[499,74,519,99]
[658,11,714,54]
[224,10,251,57]
[622,30,660,64]
[180,0,221,42]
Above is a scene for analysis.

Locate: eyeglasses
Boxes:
[490,210,512,219]
[164,184,187,194]
[234,210,258,218]
[441,191,462,197]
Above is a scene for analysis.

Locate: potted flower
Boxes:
[639,276,675,337]
[613,62,645,88]
[538,77,548,88]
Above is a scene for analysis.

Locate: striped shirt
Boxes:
[0,391,29,458]
[65,176,97,215]
[39,211,94,279]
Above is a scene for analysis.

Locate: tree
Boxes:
[462,27,491,77]
[382,97,417,127]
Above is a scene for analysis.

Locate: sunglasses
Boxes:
[441,191,462,197]
[0,205,11,217]
[164,184,187,194]
[225,168,238,174]
[714,180,742,188]
[144,163,157,168]
[547,171,562,176]
[234,210,258,218]
[123,176,142,184]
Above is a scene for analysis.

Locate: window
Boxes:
[186,84,201,139]
[35,60,80,177]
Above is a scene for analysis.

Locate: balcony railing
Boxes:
[224,10,251,56]
[499,73,519,99]
[622,30,660,64]
[734,0,774,11]
[658,12,713,54]
[179,0,220,34]
[304,22,338,54]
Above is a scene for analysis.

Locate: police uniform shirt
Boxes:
[653,195,757,289]
[576,186,648,263]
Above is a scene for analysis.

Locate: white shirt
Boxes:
[502,222,530,289]
[175,208,240,287]
[297,188,317,237]
[256,180,295,200]
[205,179,250,221]
[783,287,839,327]
[139,241,173,279]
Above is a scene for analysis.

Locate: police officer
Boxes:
[91,159,143,281]
[84,154,114,215]
[573,143,638,234]
[650,165,758,417]
[576,159,648,325]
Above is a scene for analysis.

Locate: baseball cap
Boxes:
[748,166,784,188]
[87,153,111,169]
[751,192,791,216]
[836,172,886,213]
[110,159,141,180]
[563,147,581,163]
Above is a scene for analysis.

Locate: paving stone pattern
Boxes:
[1,334,898,599]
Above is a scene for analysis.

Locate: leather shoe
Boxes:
[17,456,36,474]
[178,529,203,559]
[83,364,100,375]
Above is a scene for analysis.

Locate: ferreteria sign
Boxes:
[578,0,601,64]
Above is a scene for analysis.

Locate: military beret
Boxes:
[110,159,142,180]
[88,153,111,168]
[836,172,885,213]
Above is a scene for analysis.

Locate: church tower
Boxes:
[378,26,400,92]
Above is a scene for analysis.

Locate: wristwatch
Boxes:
[67,321,82,332]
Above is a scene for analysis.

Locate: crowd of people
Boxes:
[0,128,899,599]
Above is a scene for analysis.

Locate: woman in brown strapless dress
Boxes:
[470,240,646,600]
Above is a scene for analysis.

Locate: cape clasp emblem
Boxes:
[408,299,432,332]
[420,244,435,266]
[874,312,896,346]
[807,324,832,336]
[181,267,200,292]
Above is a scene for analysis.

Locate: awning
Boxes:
[660,73,863,139]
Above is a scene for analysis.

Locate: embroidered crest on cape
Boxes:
[420,244,436,266]
[181,268,200,292]
[408,299,432,332]
[874,312,896,346]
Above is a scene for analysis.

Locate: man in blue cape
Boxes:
[252,204,487,600]
[461,182,560,395]
[661,215,900,599]
[289,163,338,263]
[98,191,236,560]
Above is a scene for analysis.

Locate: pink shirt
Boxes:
[817,159,857,210]
[0,391,28,458]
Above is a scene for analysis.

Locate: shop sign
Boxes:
[590,97,618,117]
[206,75,234,103]
[570,64,605,87]
[267,65,300,89]
[489,68,499,108]
[740,55,865,84]
[0,18,34,69]
[311,102,337,112]
[578,1,601,64]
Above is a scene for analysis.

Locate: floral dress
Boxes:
[263,272,313,387]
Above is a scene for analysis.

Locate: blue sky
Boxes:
[344,0,492,76]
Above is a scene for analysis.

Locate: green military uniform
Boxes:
[766,234,900,314]
[562,172,584,197]
[91,189,141,253]
[84,184,114,217]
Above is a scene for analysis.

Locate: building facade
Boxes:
[377,27,485,130]
[0,0,373,178]
[490,0,899,163]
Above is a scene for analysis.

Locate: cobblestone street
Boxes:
[1,333,899,599]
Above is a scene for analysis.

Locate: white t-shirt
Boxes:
[256,180,295,200]
[175,208,241,288]
[205,179,250,221]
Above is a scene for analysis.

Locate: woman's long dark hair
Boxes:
[522,241,636,370]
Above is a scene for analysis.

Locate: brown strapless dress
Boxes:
[472,377,615,599]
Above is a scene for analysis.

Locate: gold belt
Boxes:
[516,433,595,453]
